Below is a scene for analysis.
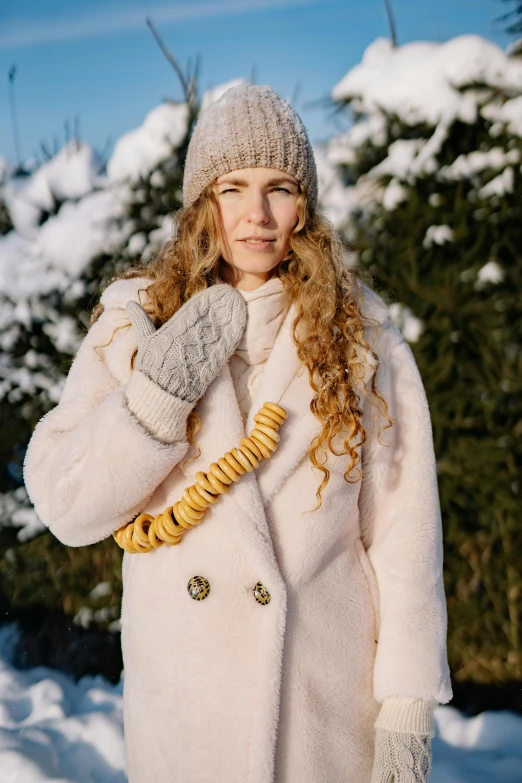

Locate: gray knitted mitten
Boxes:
[371,729,433,783]
[125,284,247,443]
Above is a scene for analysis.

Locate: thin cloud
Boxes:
[0,0,334,51]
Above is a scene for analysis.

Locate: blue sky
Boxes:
[0,0,514,166]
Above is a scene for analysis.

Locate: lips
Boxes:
[239,238,275,251]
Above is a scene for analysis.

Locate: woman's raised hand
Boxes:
[124,284,247,442]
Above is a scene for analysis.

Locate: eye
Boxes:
[218,186,293,195]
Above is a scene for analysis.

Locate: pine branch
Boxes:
[496,1,522,35]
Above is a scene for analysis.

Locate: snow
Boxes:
[89,583,113,600]
[107,102,189,184]
[0,488,44,541]
[0,99,193,343]
[32,142,103,204]
[424,225,455,249]
[432,706,522,782]
[381,179,408,210]
[0,232,66,301]
[327,34,522,215]
[0,620,521,782]
[200,77,247,111]
[332,35,522,128]
[3,142,103,239]
[475,260,505,288]
[72,606,119,631]
[126,231,147,256]
[478,167,515,199]
[42,315,82,355]
[36,188,132,277]
[0,179,132,325]
[388,303,424,343]
[482,95,522,136]
[439,148,521,180]
[0,626,125,783]
[370,139,424,180]
[312,144,361,231]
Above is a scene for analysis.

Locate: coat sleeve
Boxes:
[23,282,190,548]
[358,322,453,705]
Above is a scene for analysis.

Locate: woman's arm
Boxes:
[23,281,190,548]
[359,322,453,707]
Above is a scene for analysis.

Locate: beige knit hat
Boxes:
[182,84,318,211]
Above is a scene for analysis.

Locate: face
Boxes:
[212,167,300,291]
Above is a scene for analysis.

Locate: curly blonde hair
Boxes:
[92,182,392,510]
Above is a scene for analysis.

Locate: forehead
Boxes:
[214,167,299,185]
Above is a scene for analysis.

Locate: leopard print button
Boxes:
[187,575,211,601]
[253,582,271,605]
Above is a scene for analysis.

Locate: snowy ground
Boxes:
[0,625,125,783]
[1,627,521,783]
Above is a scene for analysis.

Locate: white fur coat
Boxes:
[23,277,453,783]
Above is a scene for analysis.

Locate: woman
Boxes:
[23,84,452,783]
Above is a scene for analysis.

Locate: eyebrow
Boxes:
[215,175,299,188]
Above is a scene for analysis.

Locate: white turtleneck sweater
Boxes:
[228,275,289,425]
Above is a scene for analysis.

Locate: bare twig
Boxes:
[8,65,22,166]
[186,53,200,112]
[290,81,301,109]
[40,141,52,162]
[146,17,199,129]
[74,114,81,151]
[97,136,113,171]
[146,17,189,97]
[383,0,398,47]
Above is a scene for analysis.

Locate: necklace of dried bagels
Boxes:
[113,401,287,554]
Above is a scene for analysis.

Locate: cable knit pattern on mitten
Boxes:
[371,729,433,783]
[125,284,247,443]
[130,284,247,401]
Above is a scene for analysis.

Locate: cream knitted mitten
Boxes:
[371,729,433,783]
[125,284,247,443]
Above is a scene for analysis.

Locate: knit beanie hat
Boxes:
[182,84,318,211]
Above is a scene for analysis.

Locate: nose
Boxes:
[243,190,271,225]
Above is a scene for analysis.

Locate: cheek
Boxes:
[279,203,299,238]
[218,204,238,241]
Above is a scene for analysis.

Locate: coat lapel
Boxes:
[244,301,321,505]
[176,301,320,573]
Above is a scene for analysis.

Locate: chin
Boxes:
[234,259,282,274]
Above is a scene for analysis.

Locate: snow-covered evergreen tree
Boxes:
[0,76,245,674]
[326,34,522,684]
